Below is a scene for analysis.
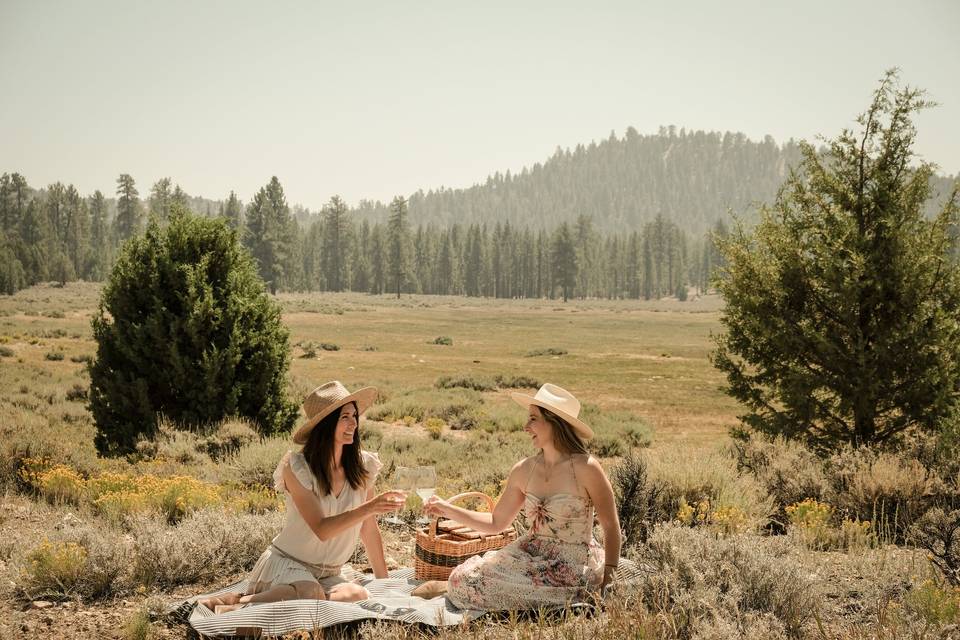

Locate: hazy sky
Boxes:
[2,0,958,209]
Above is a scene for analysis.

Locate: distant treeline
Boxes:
[0,172,724,300]
[3,127,953,298]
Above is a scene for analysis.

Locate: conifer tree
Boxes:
[149,177,174,223]
[386,196,411,298]
[322,195,350,292]
[551,222,578,302]
[223,191,243,230]
[114,174,142,242]
[89,207,298,454]
[245,176,292,294]
[713,72,960,451]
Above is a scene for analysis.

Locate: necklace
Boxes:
[541,453,571,482]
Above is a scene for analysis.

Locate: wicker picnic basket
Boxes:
[414,491,517,580]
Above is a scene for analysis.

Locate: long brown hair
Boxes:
[541,407,588,455]
[302,401,369,495]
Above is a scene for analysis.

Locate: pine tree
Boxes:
[114,174,142,242]
[713,71,960,451]
[551,222,578,302]
[149,177,174,223]
[90,207,299,454]
[322,195,350,292]
[87,190,111,280]
[386,196,411,298]
[223,191,243,230]
[244,176,292,295]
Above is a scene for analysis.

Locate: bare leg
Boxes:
[211,581,324,614]
[326,583,370,602]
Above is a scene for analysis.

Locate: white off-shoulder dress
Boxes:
[242,449,382,593]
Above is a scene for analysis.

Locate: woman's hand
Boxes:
[422,495,450,519]
[365,490,407,516]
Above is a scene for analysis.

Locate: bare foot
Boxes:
[411,580,448,599]
[199,592,242,609]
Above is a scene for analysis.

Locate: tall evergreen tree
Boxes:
[244,176,292,294]
[149,177,174,223]
[713,72,960,451]
[322,195,350,292]
[550,222,578,302]
[386,196,412,298]
[114,173,142,242]
[223,190,243,230]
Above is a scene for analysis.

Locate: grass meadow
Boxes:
[0,282,956,639]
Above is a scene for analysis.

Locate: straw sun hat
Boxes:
[510,383,594,440]
[292,381,378,444]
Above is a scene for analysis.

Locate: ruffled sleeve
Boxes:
[361,450,383,488]
[273,450,317,493]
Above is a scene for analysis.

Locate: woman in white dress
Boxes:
[419,383,622,610]
[201,381,405,612]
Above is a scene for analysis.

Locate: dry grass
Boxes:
[2,283,960,639]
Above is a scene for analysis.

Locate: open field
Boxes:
[0,283,956,639]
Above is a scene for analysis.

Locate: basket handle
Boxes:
[427,491,495,538]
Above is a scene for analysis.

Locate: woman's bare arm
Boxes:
[283,463,403,542]
[578,456,622,588]
[423,459,529,535]
[359,485,389,578]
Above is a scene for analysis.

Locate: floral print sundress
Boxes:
[447,456,604,610]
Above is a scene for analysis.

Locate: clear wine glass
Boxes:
[414,466,437,525]
[383,466,415,526]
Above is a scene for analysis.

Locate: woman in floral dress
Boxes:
[420,383,622,610]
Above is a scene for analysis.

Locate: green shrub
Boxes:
[646,447,774,534]
[89,210,298,455]
[320,342,340,351]
[17,525,128,600]
[524,347,567,357]
[903,579,960,625]
[910,508,960,586]
[222,436,291,489]
[731,435,828,515]
[424,417,444,440]
[65,383,87,402]
[637,524,819,637]
[431,336,453,346]
[38,465,86,506]
[827,447,935,543]
[610,452,669,547]
[69,353,93,364]
[0,346,13,357]
[436,374,496,391]
[492,374,540,389]
[590,434,625,458]
[367,388,482,424]
[44,351,64,361]
[122,608,155,640]
[130,509,280,588]
[200,417,258,460]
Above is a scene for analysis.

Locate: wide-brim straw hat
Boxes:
[510,383,594,440]
[293,381,378,444]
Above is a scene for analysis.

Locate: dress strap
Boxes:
[523,454,542,493]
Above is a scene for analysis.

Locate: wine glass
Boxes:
[383,466,415,525]
[414,466,437,525]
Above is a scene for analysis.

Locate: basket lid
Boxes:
[436,519,516,540]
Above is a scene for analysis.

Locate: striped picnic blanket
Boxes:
[179,561,647,636]
[182,567,481,636]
